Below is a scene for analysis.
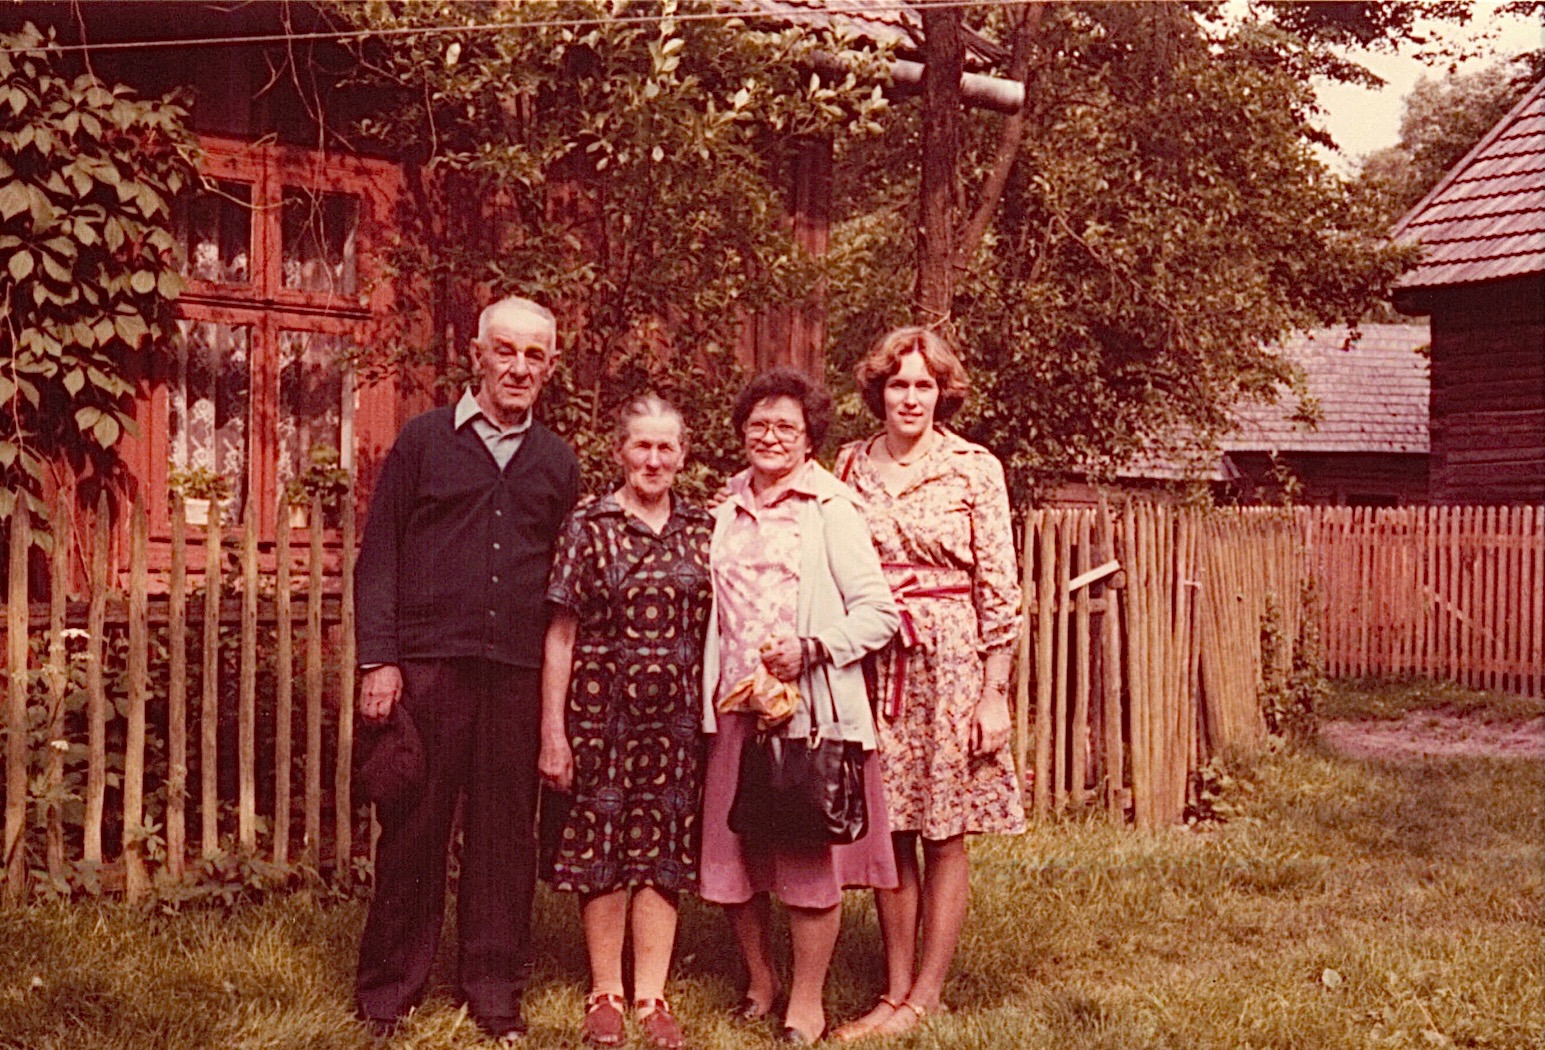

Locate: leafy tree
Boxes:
[1355,60,1533,228]
[330,0,888,494]
[0,24,196,523]
[825,2,1421,498]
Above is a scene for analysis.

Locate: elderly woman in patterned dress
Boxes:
[698,367,901,1045]
[830,327,1025,1042]
[538,395,713,1050]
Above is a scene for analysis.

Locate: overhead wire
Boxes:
[1,1,1049,57]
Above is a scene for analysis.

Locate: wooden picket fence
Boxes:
[1014,504,1304,828]
[1,493,356,905]
[1306,505,1544,698]
[4,497,1539,902]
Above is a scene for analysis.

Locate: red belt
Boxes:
[880,563,972,720]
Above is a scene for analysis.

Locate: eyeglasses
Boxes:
[744,421,805,443]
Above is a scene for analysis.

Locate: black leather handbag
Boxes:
[729,664,868,847]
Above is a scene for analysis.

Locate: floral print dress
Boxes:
[542,494,714,895]
[835,429,1026,839]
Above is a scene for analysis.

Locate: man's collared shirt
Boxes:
[455,388,532,470]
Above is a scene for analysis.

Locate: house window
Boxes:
[281,189,359,295]
[174,180,253,285]
[277,329,354,485]
[152,136,399,535]
[169,319,252,520]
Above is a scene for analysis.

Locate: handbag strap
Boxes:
[811,661,843,742]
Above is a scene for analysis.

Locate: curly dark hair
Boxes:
[730,366,831,455]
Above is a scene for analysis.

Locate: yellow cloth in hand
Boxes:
[716,663,799,731]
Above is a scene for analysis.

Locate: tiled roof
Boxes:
[734,1,1002,67]
[1392,78,1545,290]
[1221,325,1430,455]
[737,0,915,46]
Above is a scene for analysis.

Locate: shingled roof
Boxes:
[1222,324,1430,455]
[1391,77,1545,290]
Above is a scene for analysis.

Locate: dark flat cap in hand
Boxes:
[353,703,425,812]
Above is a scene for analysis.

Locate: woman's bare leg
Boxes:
[873,833,970,1035]
[727,894,779,1012]
[833,832,919,1040]
[581,888,629,997]
[784,903,842,1040]
[629,887,678,1005]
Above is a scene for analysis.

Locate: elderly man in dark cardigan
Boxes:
[353,296,580,1044]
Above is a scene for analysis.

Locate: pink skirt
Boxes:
[698,712,899,909]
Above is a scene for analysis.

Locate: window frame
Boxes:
[148,135,401,539]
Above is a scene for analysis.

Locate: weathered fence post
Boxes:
[335,488,358,881]
[166,495,188,880]
[44,495,70,883]
[123,502,150,901]
[201,501,223,856]
[84,493,109,867]
[274,496,294,867]
[4,504,30,904]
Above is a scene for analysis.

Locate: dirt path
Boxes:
[1320,712,1545,761]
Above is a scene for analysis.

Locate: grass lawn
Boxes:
[1,680,1539,1049]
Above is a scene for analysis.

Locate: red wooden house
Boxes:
[4,1,1020,581]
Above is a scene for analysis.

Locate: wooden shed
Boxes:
[1219,324,1431,506]
[1390,77,1545,504]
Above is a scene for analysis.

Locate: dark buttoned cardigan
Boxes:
[355,405,580,669]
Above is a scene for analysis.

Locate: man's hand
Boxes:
[970,692,1012,756]
[760,633,804,683]
[360,664,403,723]
[538,733,575,794]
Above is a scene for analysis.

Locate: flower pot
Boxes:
[184,497,210,527]
[289,504,310,531]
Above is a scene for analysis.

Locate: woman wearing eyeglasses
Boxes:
[698,367,900,1045]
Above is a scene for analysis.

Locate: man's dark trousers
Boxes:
[355,658,540,1031]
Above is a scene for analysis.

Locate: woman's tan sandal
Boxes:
[831,995,905,1042]
[870,998,938,1038]
[582,992,626,1047]
[635,998,685,1050]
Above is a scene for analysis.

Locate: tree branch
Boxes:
[952,4,1043,273]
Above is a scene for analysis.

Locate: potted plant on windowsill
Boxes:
[283,444,351,531]
[167,463,232,527]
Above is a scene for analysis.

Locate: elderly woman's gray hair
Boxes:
[614,393,688,448]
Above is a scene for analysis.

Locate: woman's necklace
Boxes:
[881,431,933,468]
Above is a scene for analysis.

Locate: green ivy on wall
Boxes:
[0,23,197,525]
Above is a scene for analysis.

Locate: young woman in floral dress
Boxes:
[831,327,1025,1041]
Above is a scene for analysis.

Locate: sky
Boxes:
[1313,2,1544,173]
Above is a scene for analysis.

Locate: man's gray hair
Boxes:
[477,296,557,349]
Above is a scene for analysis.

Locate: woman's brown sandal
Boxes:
[635,998,685,1050]
[582,991,626,1047]
[831,995,904,1042]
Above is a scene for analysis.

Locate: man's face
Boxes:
[472,311,556,425]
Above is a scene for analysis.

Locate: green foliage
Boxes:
[330,0,889,495]
[1260,579,1328,742]
[281,444,351,523]
[165,463,231,503]
[11,590,360,904]
[1355,60,1535,229]
[825,4,1417,500]
[0,24,197,519]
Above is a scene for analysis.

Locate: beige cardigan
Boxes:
[701,462,900,749]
